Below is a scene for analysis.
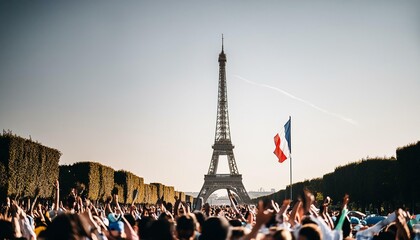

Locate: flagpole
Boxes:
[290,154,292,200]
[289,116,292,200]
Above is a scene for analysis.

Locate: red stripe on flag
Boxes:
[274,134,287,163]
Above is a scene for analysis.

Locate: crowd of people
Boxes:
[0,180,417,240]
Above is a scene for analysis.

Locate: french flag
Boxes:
[274,117,291,163]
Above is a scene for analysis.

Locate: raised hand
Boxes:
[272,200,280,213]
[396,209,411,240]
[54,179,60,211]
[276,199,291,224]
[54,179,59,190]
[243,201,275,240]
[256,200,274,226]
[321,196,334,229]
[342,194,349,209]
[289,200,302,227]
[335,194,350,231]
[303,189,314,215]
[132,189,139,205]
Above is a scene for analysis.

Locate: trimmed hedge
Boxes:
[59,162,189,205]
[174,191,186,202]
[0,133,190,204]
[255,158,401,213]
[164,186,175,202]
[151,183,164,200]
[59,162,114,201]
[396,141,420,208]
[143,184,158,204]
[0,133,61,200]
[114,170,144,204]
[151,183,176,203]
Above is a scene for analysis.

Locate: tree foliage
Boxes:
[256,157,409,213]
[396,141,420,209]
[143,184,158,204]
[114,170,144,204]
[152,183,176,203]
[0,132,200,205]
[0,132,61,200]
[59,162,114,201]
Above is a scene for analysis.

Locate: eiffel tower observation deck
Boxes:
[196,37,251,205]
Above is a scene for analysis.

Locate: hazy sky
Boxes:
[1,1,419,193]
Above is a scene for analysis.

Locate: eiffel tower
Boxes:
[196,37,251,205]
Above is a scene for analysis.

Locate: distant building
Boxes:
[185,188,275,202]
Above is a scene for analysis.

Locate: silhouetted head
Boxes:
[166,202,173,213]
[272,228,293,240]
[200,216,231,240]
[193,210,206,233]
[230,226,248,240]
[0,220,14,239]
[66,195,76,210]
[45,213,89,240]
[150,218,174,240]
[137,216,154,240]
[176,215,196,240]
[298,223,322,240]
[124,213,136,227]
[229,219,242,227]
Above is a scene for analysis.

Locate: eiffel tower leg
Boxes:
[194,184,209,210]
[227,151,239,175]
[230,182,251,203]
[207,151,220,175]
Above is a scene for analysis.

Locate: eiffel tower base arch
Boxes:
[195,174,251,209]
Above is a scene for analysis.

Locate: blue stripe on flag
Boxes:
[284,117,291,153]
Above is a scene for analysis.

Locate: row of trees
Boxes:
[0,131,61,200]
[60,162,191,204]
[0,132,192,204]
[257,141,420,214]
[397,142,420,211]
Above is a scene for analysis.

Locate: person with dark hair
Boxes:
[0,219,14,239]
[125,213,137,231]
[176,215,196,240]
[298,223,322,240]
[230,226,248,240]
[228,219,242,227]
[199,216,231,240]
[137,216,154,240]
[149,218,174,240]
[44,213,90,240]
[192,210,205,234]
[271,228,293,240]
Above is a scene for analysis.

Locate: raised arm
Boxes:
[30,192,39,217]
[276,199,291,224]
[289,200,302,227]
[334,194,349,231]
[54,179,59,211]
[131,189,139,206]
[227,189,246,222]
[243,201,274,240]
[396,209,411,240]
[321,196,334,229]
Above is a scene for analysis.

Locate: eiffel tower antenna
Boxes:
[195,37,251,207]
[222,34,224,52]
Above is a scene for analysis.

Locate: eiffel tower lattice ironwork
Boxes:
[196,37,251,205]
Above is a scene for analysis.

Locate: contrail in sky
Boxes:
[234,75,358,126]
